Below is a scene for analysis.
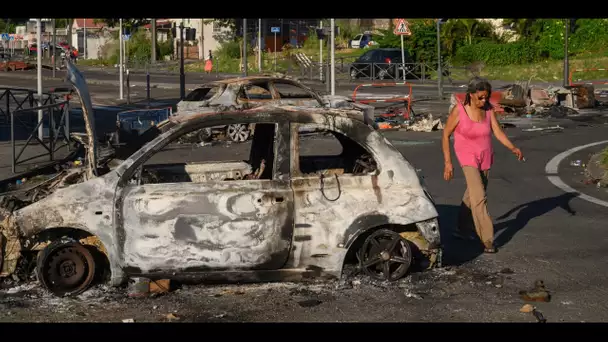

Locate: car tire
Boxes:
[226,124,251,143]
[36,239,97,297]
[358,229,412,282]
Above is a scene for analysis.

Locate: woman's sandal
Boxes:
[484,246,498,253]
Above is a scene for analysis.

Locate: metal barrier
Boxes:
[0,87,72,173]
[11,98,71,174]
[569,68,608,86]
[351,81,413,119]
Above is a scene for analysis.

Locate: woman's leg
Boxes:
[461,166,495,252]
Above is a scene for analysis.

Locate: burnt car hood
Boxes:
[65,61,98,179]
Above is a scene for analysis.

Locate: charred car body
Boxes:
[0,62,441,296]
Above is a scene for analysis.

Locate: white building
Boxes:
[167,19,233,60]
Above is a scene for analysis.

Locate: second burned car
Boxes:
[175,75,376,142]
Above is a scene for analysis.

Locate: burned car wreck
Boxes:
[0,63,441,297]
[176,75,376,143]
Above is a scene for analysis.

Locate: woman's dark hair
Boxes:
[463,77,493,110]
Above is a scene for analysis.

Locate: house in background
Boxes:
[166,19,233,60]
[71,19,119,60]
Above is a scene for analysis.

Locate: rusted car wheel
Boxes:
[359,229,412,281]
[36,240,96,296]
[226,124,250,143]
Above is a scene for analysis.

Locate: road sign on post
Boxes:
[1,33,9,40]
[393,19,411,81]
[271,26,280,71]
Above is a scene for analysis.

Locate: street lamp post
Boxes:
[564,20,570,87]
[179,21,185,100]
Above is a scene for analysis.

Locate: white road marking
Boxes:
[545,140,608,208]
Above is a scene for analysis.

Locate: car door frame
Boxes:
[268,80,324,107]
[112,114,295,275]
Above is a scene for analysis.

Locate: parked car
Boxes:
[349,48,420,80]
[0,61,441,296]
[176,75,376,142]
[350,33,376,49]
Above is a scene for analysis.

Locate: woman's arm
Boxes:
[442,106,459,181]
[490,110,524,160]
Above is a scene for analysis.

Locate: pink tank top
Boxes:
[453,100,494,170]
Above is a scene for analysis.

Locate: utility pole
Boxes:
[258,18,262,72]
[83,18,87,60]
[564,19,570,87]
[52,19,56,78]
[243,18,247,76]
[151,19,156,64]
[330,18,335,96]
[179,20,185,99]
[319,20,323,82]
[36,19,43,141]
[436,19,443,99]
[119,19,124,100]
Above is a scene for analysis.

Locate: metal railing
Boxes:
[0,87,73,173]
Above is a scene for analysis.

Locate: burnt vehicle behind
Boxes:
[176,76,376,142]
[0,63,440,297]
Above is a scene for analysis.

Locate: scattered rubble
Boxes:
[519,280,551,302]
[520,304,534,313]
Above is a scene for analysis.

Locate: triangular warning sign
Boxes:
[394,19,411,36]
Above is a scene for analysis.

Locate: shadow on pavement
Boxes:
[493,192,579,248]
[436,204,484,266]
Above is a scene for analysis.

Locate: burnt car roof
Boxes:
[170,104,369,126]
[196,75,307,88]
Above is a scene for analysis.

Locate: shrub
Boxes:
[454,40,540,66]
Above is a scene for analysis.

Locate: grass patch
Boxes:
[445,52,608,83]
[601,147,608,170]
[76,59,114,67]
[175,47,369,74]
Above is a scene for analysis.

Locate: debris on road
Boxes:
[519,280,551,302]
[520,304,534,313]
[571,160,582,167]
[532,308,547,323]
[122,318,135,323]
[297,299,323,307]
[166,313,180,321]
[404,114,444,132]
[522,125,564,132]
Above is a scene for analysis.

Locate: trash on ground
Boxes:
[297,299,323,307]
[166,313,180,321]
[520,304,535,313]
[571,160,582,167]
[519,280,551,302]
[522,125,564,132]
[532,308,547,323]
[404,289,423,300]
[122,318,135,323]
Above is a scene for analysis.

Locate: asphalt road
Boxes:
[1,119,608,322]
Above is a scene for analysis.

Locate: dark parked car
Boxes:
[350,48,419,80]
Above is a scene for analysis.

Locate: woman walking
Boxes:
[442,77,524,253]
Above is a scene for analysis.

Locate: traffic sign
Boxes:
[1,33,8,41]
[271,27,280,33]
[123,34,131,41]
[393,19,412,36]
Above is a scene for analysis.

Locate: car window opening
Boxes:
[297,128,378,176]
